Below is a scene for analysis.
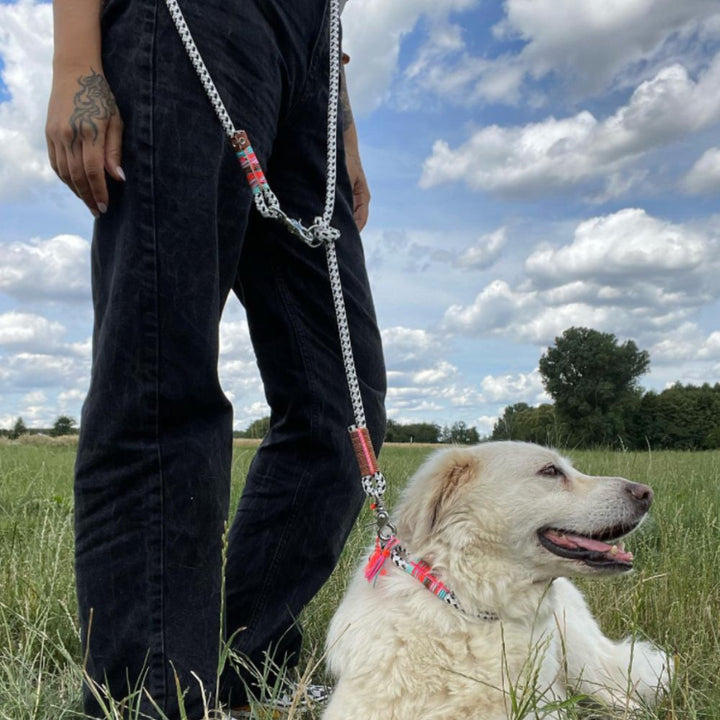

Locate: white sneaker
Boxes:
[229,682,331,719]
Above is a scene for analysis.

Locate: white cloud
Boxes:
[386,365,550,429]
[442,208,720,346]
[367,228,505,281]
[479,369,547,405]
[682,147,720,194]
[455,228,506,270]
[651,325,720,365]
[0,0,55,199]
[525,209,711,285]
[400,21,526,106]
[420,56,720,197]
[219,318,255,360]
[381,326,445,370]
[493,0,720,99]
[0,234,91,302]
[396,0,720,109]
[412,360,457,386]
[0,311,66,351]
[0,351,88,392]
[341,0,477,113]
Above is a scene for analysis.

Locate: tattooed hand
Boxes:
[46,67,125,217]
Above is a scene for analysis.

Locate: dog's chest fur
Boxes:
[325,563,561,720]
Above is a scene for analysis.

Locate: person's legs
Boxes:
[74,0,316,716]
[222,9,387,704]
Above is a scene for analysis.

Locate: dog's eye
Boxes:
[538,464,563,478]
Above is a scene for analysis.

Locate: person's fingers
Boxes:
[104,111,125,182]
[46,137,60,178]
[83,135,109,213]
[354,204,369,232]
[67,144,101,217]
[54,145,71,190]
[352,176,370,232]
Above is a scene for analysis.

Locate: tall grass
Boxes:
[1,441,718,718]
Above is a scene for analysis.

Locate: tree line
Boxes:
[235,418,481,444]
[1,415,77,439]
[492,327,720,450]
[7,327,718,450]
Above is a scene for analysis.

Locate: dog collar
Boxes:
[365,537,499,622]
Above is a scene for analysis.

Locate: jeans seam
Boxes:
[242,256,321,645]
[147,0,167,706]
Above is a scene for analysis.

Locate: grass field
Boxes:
[0,439,718,718]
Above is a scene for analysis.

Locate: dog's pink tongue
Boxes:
[546,531,634,562]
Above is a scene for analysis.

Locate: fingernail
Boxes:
[98,202,108,214]
[117,166,126,181]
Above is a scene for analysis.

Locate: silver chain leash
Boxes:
[163,0,364,427]
[163,0,495,621]
[164,0,342,248]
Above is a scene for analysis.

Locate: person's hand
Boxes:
[340,61,370,232]
[46,66,125,217]
[345,142,370,232]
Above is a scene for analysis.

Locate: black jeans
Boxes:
[74,1,386,717]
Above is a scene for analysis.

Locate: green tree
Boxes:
[242,416,270,439]
[441,421,480,445]
[385,421,440,443]
[492,404,563,445]
[491,403,531,440]
[51,415,77,437]
[538,327,649,447]
[9,417,27,440]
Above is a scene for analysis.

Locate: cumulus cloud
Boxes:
[368,228,505,277]
[0,351,89,392]
[525,209,710,286]
[682,147,720,194]
[455,228,506,270]
[381,326,446,370]
[387,363,550,429]
[379,323,551,425]
[442,208,720,345]
[342,0,477,113]
[479,369,547,405]
[400,20,527,106]
[494,0,720,98]
[403,0,720,108]
[0,0,54,200]
[420,56,720,197]
[0,311,66,351]
[0,234,91,302]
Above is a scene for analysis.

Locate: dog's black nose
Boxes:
[626,482,653,511]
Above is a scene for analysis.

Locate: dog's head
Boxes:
[393,441,652,581]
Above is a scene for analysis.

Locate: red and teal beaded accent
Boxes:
[231,130,268,195]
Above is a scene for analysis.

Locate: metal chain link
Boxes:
[164,0,235,137]
[164,0,498,622]
[164,0,343,248]
[164,0,366,430]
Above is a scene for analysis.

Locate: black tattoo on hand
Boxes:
[69,69,117,149]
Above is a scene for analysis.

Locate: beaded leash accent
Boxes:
[164,0,497,623]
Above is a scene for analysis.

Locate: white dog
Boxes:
[324,442,672,720]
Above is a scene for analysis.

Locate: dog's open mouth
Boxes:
[538,524,638,570]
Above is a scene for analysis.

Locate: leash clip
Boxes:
[375,506,397,542]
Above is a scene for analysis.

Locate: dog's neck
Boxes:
[418,542,556,624]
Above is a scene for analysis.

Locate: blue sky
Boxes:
[1,0,720,433]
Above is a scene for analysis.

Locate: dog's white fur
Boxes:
[324,442,672,720]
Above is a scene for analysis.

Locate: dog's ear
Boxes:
[429,456,479,532]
